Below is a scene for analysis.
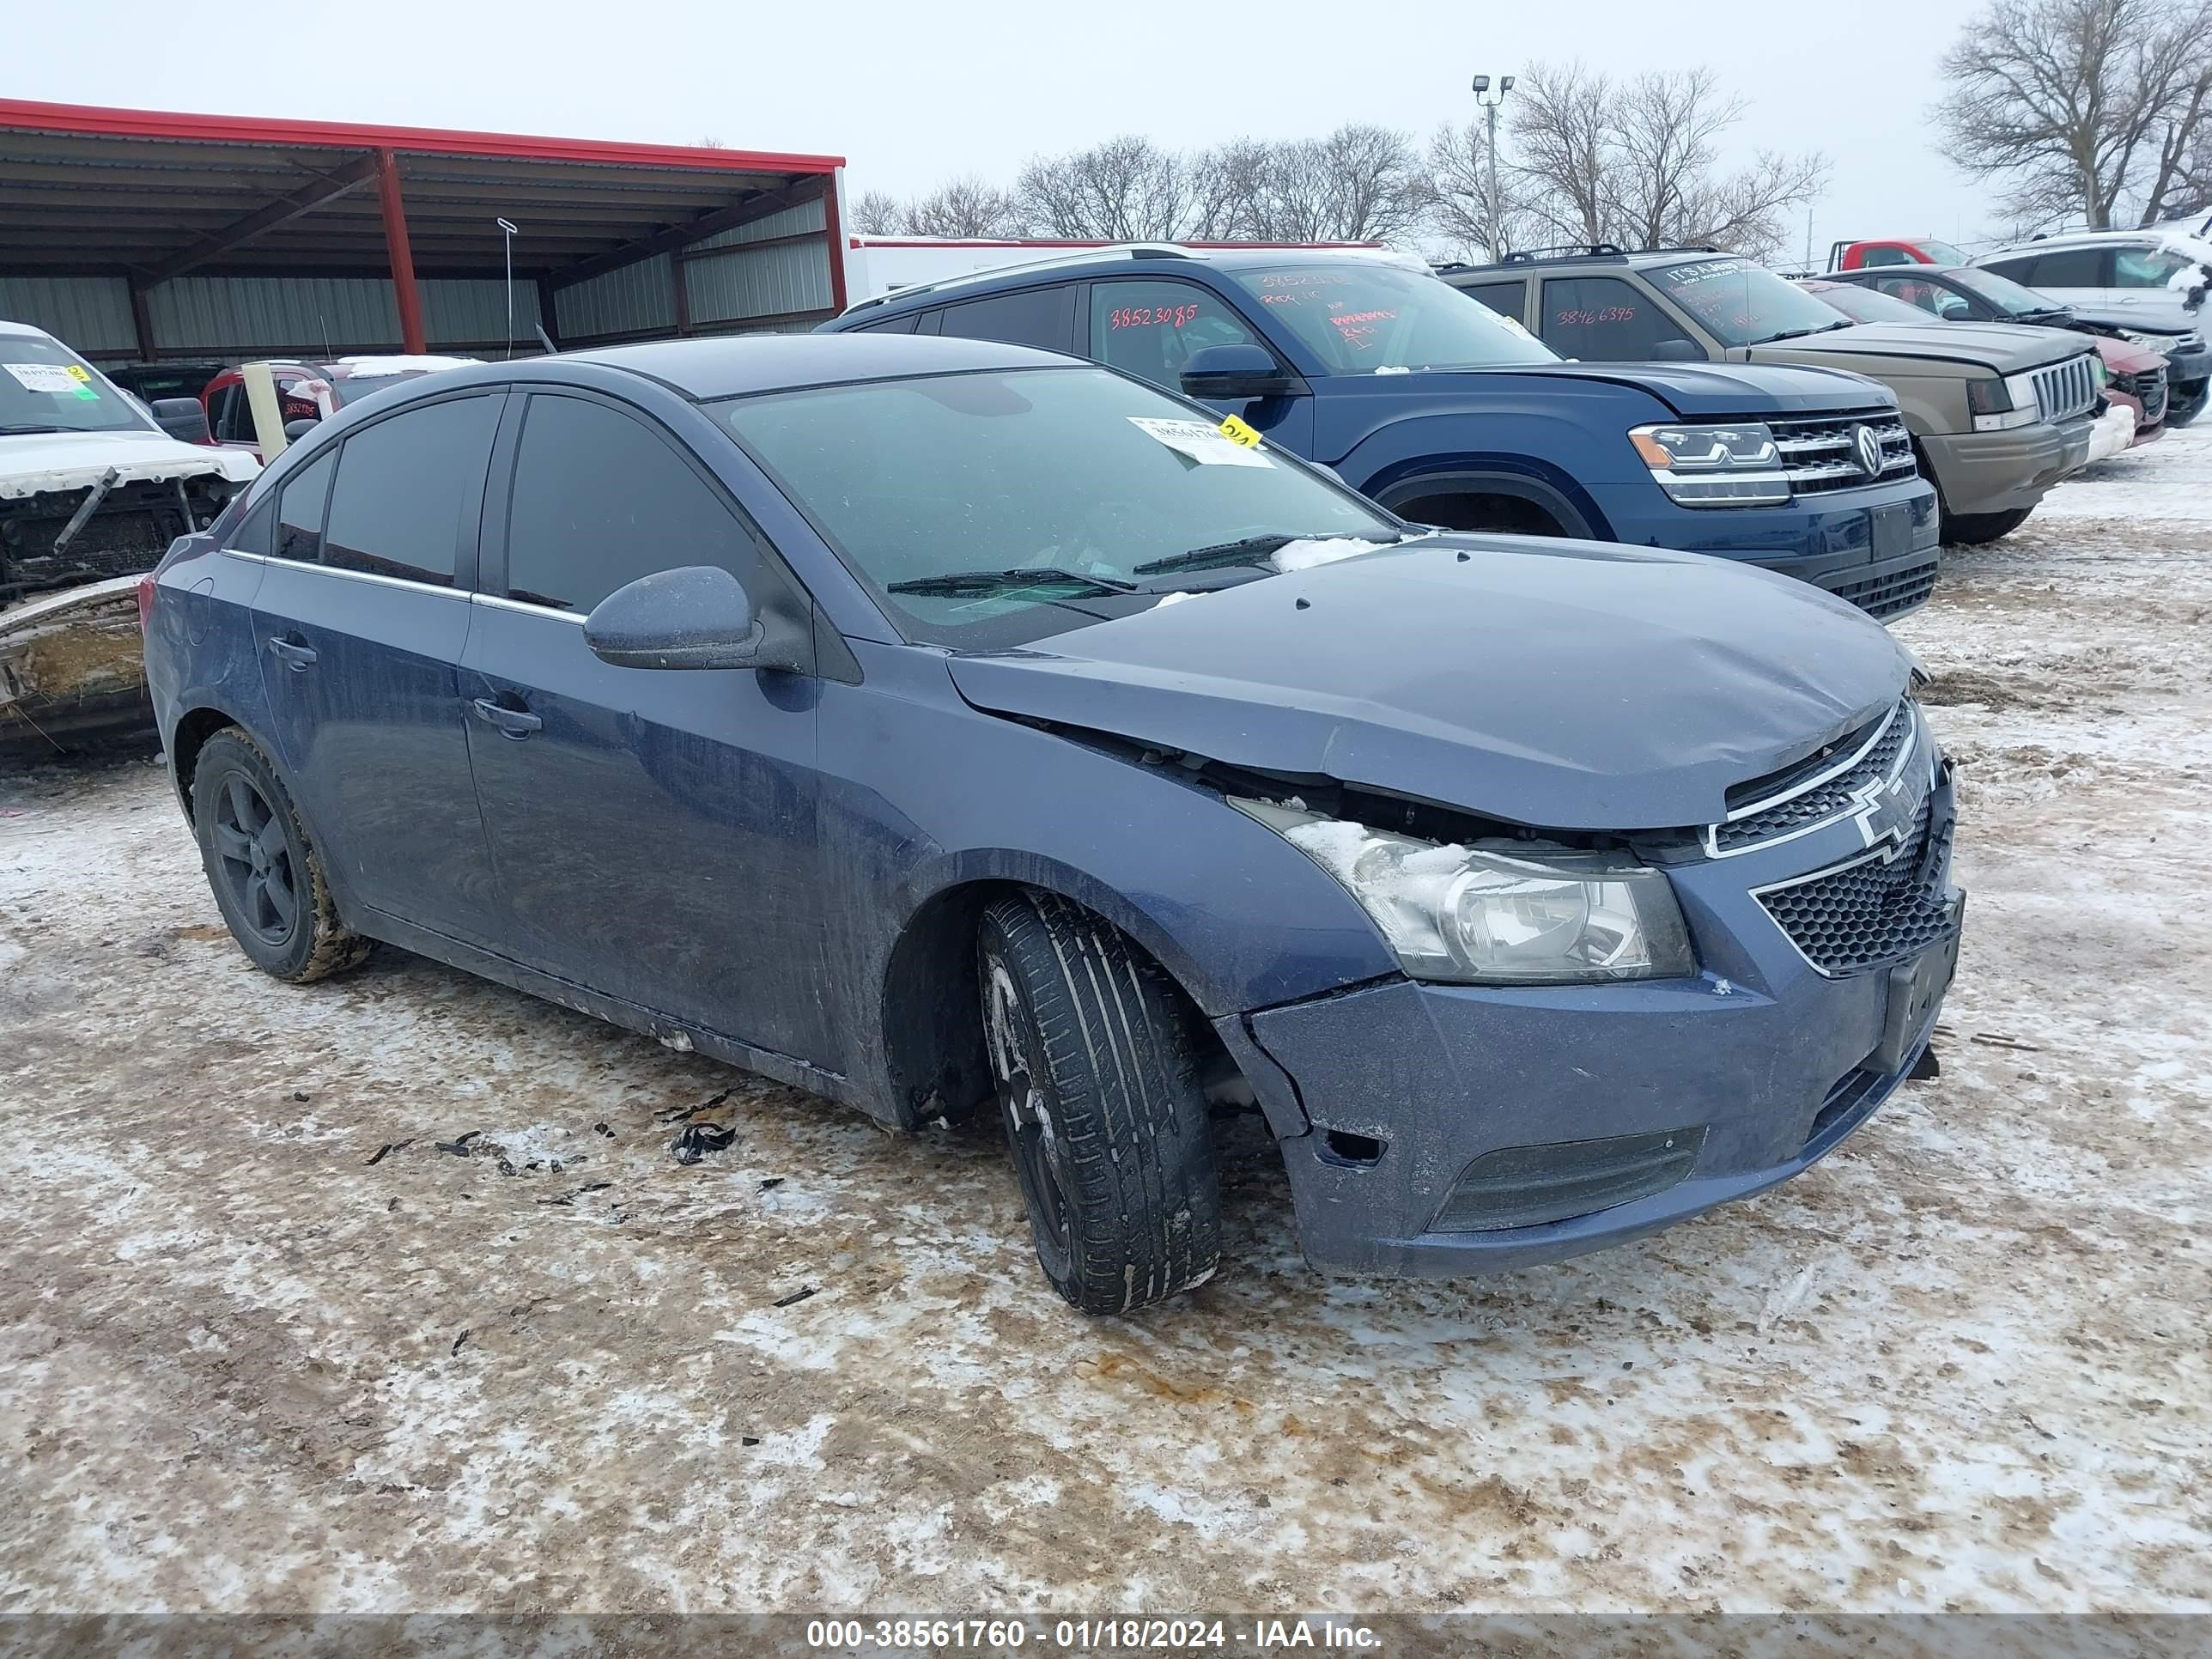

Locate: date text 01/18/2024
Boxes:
[804,1618,1385,1650]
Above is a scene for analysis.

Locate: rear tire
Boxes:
[1942,507,2032,546]
[192,728,369,983]
[977,890,1221,1315]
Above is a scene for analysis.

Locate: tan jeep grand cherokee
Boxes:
[1448,248,2100,544]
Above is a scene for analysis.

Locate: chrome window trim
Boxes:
[223,550,466,599]
[1704,702,1916,860]
[471,592,587,625]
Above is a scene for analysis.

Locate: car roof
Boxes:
[559,331,1084,398]
[1978,228,2160,254]
[0,318,59,341]
[834,244,1429,321]
[1442,246,1739,277]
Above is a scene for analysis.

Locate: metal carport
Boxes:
[0,99,848,363]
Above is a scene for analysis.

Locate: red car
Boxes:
[1828,237,1971,271]
[198,356,478,460]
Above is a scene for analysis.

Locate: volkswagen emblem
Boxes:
[1854,424,1884,477]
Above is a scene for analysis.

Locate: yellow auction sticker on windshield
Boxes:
[1217,413,1263,448]
[65,363,91,382]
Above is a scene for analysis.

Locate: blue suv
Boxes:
[822,247,1942,619]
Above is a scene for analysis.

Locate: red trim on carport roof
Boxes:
[846,237,1387,249]
[0,97,844,174]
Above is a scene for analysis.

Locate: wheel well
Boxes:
[1386,488,1569,537]
[169,707,240,822]
[879,880,1232,1128]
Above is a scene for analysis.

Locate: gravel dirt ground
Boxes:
[1,431,2207,1620]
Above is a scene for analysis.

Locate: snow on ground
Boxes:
[2030,420,2212,521]
[1,440,2209,1617]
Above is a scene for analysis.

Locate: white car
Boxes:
[2,319,258,754]
[1972,228,2211,335]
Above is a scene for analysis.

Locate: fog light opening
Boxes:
[1322,1130,1386,1166]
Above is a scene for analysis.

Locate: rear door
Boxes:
[247,390,505,942]
[462,389,835,1066]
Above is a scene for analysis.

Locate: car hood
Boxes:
[2092,337,2167,373]
[1753,321,2087,374]
[1496,358,1894,416]
[0,428,260,500]
[946,537,1910,832]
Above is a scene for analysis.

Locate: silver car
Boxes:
[1972,228,2210,335]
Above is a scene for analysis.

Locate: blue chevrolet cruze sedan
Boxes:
[141,334,1963,1314]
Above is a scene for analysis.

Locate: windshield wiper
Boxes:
[1760,320,1856,343]
[885,566,1138,598]
[0,423,70,436]
[1135,533,1327,576]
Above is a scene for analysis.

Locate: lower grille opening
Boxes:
[1833,554,1939,619]
[1428,1126,1706,1233]
[1803,1068,1886,1154]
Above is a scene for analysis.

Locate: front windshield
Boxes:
[1920,240,1969,265]
[1948,265,2066,316]
[722,366,1402,648]
[1225,261,1557,374]
[1802,283,1940,325]
[0,335,155,436]
[1652,257,1855,346]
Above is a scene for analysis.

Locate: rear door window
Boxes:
[855,312,920,334]
[933,284,1076,352]
[501,392,777,614]
[322,395,501,587]
[1540,276,1698,361]
[1459,280,1526,319]
[2114,246,2197,289]
[1998,248,2106,287]
[1087,278,1262,387]
[273,448,335,562]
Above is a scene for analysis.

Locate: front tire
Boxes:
[192,728,369,983]
[977,891,1221,1315]
[1942,506,2032,546]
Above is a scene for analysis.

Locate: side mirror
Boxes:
[584,565,774,671]
[1180,343,1300,401]
[150,398,211,444]
[283,417,319,441]
[1649,338,1704,362]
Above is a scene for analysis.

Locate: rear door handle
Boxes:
[265,636,317,670]
[471,697,542,738]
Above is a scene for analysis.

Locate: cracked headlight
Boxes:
[1233,800,1695,985]
[1628,422,1790,507]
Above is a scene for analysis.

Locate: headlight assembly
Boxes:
[1233,799,1695,985]
[1628,422,1790,507]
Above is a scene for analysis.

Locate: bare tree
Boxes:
[1423,118,1535,260]
[1510,63,1617,247]
[849,189,903,236]
[1503,61,1827,259]
[1013,137,1200,239]
[1934,0,2212,230]
[900,176,1024,238]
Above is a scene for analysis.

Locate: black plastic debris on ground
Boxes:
[771,1285,817,1308]
[434,1131,481,1157]
[758,1177,784,1192]
[365,1138,413,1167]
[671,1121,737,1165]
[659,1090,731,1125]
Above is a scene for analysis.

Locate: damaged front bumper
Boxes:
[0,576,155,758]
[1217,771,1962,1279]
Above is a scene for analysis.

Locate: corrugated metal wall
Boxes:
[555,254,677,341]
[684,197,834,327]
[1,272,538,358]
[0,274,137,355]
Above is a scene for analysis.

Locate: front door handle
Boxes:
[265,636,317,670]
[471,697,542,738]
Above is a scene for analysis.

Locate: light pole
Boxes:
[1471,73,1515,260]
[495,217,519,359]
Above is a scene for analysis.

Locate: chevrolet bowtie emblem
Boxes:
[1850,761,1925,857]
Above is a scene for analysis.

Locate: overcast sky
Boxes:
[25,0,1998,254]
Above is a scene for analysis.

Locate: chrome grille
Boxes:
[1710,702,1919,858]
[2032,355,2098,422]
[1765,412,1917,495]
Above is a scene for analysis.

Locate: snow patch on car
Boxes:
[1268,536,1392,574]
